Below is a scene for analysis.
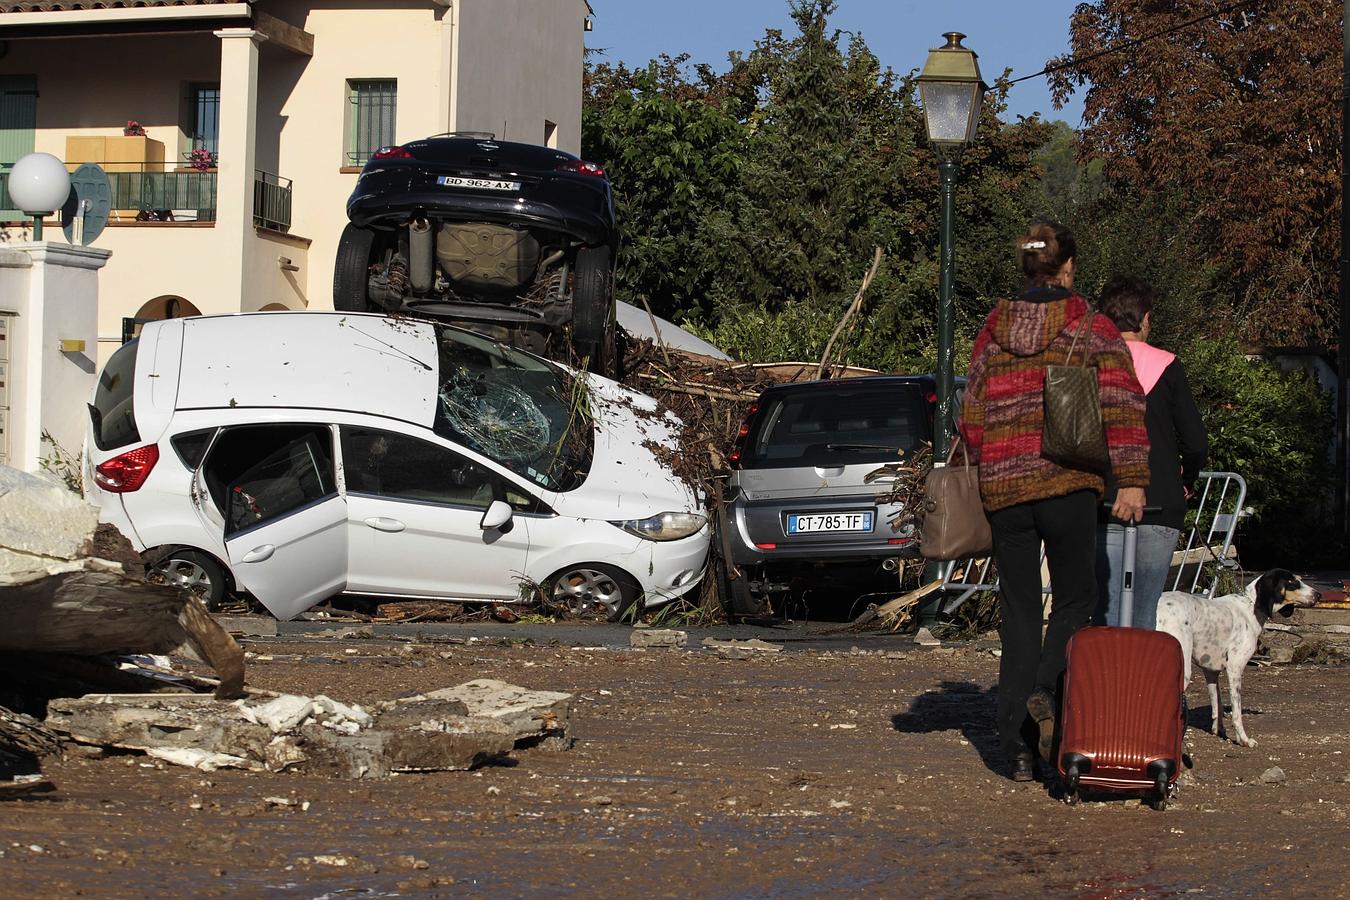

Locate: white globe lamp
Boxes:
[9,152,72,241]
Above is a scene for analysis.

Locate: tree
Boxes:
[1048,0,1341,347]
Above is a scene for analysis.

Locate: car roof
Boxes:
[408,134,583,167]
[169,312,439,425]
[756,374,951,399]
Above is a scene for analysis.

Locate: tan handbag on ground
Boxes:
[1042,308,1111,473]
[919,439,993,561]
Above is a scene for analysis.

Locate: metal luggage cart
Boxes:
[935,471,1250,612]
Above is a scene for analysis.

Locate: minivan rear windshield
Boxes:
[90,340,141,451]
[431,325,592,492]
[742,384,929,469]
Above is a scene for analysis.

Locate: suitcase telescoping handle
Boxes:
[1103,503,1163,628]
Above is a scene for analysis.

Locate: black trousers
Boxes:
[988,489,1098,758]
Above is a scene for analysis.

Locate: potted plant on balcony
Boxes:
[123,120,147,137]
[187,147,218,171]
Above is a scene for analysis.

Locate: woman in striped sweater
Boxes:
[959,222,1150,782]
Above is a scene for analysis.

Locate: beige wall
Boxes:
[452,0,585,154]
[268,0,450,315]
[1,33,221,163]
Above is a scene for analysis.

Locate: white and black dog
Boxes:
[1156,569,1320,748]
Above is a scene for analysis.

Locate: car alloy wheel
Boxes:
[550,562,639,622]
[149,550,227,611]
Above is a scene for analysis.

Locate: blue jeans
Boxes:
[1095,524,1180,629]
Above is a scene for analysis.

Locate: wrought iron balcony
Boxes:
[253,170,292,232]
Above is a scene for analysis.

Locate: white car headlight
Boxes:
[612,511,707,542]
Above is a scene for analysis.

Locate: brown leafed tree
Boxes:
[1048,0,1341,347]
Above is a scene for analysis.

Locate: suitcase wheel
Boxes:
[1147,759,1175,812]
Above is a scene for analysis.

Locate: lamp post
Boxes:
[917,33,987,458]
[7,152,72,242]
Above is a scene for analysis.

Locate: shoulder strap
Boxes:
[1063,305,1095,367]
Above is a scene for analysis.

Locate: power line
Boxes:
[1008,0,1263,86]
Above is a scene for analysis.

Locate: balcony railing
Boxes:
[2,164,293,232]
[252,170,292,232]
[0,162,217,223]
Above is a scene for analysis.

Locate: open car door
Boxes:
[205,423,348,620]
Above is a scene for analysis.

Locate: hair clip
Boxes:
[1021,240,1046,250]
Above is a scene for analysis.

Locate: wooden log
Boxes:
[0,570,245,699]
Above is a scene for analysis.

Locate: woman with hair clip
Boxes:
[958,222,1151,782]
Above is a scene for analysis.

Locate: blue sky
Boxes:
[587,0,1086,126]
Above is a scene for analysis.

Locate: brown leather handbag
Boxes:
[919,439,993,561]
[1042,309,1111,473]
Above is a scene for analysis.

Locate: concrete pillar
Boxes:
[0,242,111,474]
[214,28,267,312]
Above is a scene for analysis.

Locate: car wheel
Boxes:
[549,562,640,622]
[571,245,617,376]
[149,549,228,611]
[334,223,376,311]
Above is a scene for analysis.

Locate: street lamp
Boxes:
[917,32,986,458]
[8,152,71,242]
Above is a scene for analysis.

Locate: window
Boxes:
[544,119,558,149]
[197,424,335,536]
[188,83,220,158]
[744,384,929,469]
[89,340,141,451]
[170,428,217,470]
[341,427,499,510]
[346,79,397,166]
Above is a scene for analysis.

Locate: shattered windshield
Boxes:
[431,325,592,492]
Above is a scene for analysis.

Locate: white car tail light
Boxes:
[94,444,160,493]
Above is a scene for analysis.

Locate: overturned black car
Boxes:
[337,133,620,374]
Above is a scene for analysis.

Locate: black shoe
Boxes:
[1010,752,1035,782]
[1026,690,1057,764]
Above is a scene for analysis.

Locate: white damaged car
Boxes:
[84,311,708,621]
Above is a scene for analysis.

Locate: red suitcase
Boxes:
[1056,517,1186,809]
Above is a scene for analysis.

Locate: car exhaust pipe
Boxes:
[409,218,434,293]
[881,557,899,572]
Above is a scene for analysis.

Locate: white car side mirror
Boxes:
[480,499,513,531]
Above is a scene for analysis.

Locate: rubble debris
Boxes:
[630,628,688,650]
[913,627,942,648]
[0,465,100,585]
[42,680,570,779]
[704,638,784,659]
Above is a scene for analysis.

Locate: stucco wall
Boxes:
[1,33,221,163]
[269,0,449,313]
[451,0,585,154]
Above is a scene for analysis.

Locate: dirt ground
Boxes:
[1,634,1347,897]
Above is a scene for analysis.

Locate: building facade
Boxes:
[0,0,588,364]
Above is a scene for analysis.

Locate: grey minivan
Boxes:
[718,375,957,619]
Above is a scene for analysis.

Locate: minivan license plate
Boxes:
[437,175,521,191]
[787,511,874,534]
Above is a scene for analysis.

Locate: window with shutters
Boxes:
[345,79,397,167]
[0,75,38,220]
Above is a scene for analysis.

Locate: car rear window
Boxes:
[742,384,929,469]
[90,340,141,451]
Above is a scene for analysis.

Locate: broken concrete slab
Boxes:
[43,680,569,778]
[629,628,687,649]
[384,679,570,745]
[0,465,100,585]
[703,638,783,660]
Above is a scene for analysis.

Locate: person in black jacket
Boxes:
[1095,275,1208,629]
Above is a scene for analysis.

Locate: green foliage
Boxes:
[1180,340,1337,564]
[583,0,1053,366]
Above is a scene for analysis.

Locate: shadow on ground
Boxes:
[891,681,1004,776]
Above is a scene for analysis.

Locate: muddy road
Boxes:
[0,628,1346,897]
